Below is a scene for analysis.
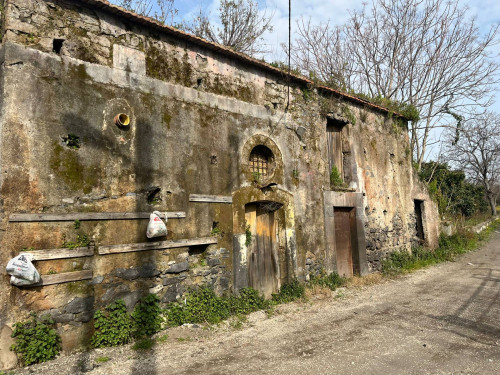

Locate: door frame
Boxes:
[232,186,296,293]
[323,191,368,276]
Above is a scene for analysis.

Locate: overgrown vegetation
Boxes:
[62,233,91,249]
[132,294,163,338]
[382,221,498,275]
[164,286,270,326]
[330,166,344,188]
[132,338,155,351]
[419,161,489,218]
[81,218,496,357]
[92,294,165,348]
[271,278,305,303]
[10,314,61,366]
[309,270,346,291]
[251,171,261,183]
[245,224,252,246]
[91,300,134,348]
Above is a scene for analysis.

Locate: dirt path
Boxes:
[14,231,500,375]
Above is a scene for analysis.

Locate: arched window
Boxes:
[249,145,274,178]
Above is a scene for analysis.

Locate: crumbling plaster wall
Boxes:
[0,0,438,363]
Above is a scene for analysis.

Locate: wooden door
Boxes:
[334,207,355,277]
[246,203,279,298]
[327,120,343,177]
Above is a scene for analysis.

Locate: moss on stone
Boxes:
[145,45,170,81]
[162,112,172,129]
[66,280,92,294]
[49,141,99,194]
[180,51,193,86]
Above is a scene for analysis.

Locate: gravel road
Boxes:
[14,230,500,375]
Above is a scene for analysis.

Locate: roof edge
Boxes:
[79,0,404,119]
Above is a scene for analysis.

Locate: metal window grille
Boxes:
[249,151,269,177]
[249,146,274,178]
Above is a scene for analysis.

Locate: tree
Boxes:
[184,0,273,56]
[444,112,500,217]
[291,0,499,169]
[419,161,489,217]
[115,0,177,24]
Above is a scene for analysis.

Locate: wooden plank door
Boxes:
[334,207,354,277]
[327,121,343,177]
[246,203,279,298]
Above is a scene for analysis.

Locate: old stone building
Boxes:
[0,0,439,367]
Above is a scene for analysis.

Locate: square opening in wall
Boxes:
[53,39,64,54]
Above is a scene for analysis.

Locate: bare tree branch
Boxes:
[290,0,500,169]
[182,0,273,56]
[444,111,500,216]
[116,0,178,25]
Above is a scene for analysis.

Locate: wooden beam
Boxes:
[26,246,94,261]
[9,212,186,222]
[26,270,93,287]
[189,194,232,204]
[99,237,218,255]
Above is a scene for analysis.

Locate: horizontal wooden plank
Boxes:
[189,194,233,204]
[99,237,218,255]
[26,246,94,261]
[26,270,93,287]
[9,212,186,222]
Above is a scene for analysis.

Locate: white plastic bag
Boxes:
[146,211,168,238]
[10,275,39,287]
[6,253,40,285]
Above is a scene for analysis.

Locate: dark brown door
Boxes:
[246,203,279,298]
[334,207,355,277]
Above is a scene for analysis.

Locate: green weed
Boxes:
[156,334,169,343]
[132,338,154,350]
[271,279,305,304]
[381,221,498,275]
[91,300,133,348]
[309,271,346,291]
[132,294,163,338]
[10,314,61,366]
[330,166,344,188]
[62,233,91,249]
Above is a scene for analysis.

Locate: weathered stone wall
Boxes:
[0,0,439,366]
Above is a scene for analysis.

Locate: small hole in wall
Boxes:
[189,245,206,256]
[147,186,162,205]
[62,134,80,149]
[210,155,218,165]
[197,78,203,87]
[53,39,64,54]
[272,102,278,110]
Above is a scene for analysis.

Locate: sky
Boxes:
[114,0,500,159]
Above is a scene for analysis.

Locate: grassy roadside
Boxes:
[381,219,499,276]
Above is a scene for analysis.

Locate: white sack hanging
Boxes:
[6,253,40,285]
[146,211,168,238]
